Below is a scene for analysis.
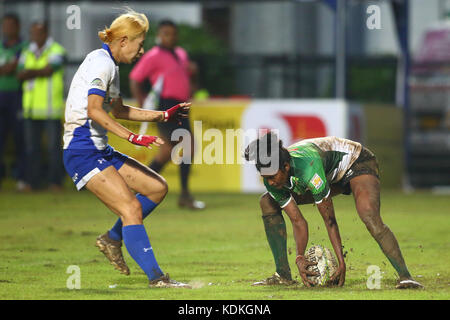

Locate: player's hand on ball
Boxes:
[128,133,164,149]
[295,255,319,287]
[163,102,191,124]
[328,262,346,287]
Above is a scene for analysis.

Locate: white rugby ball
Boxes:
[305,245,338,286]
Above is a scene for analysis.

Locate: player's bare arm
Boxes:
[316,196,346,286]
[283,199,318,287]
[88,94,164,148]
[111,97,191,123]
[110,96,165,122]
[283,199,309,256]
[87,94,134,139]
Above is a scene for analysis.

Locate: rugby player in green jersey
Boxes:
[244,132,423,289]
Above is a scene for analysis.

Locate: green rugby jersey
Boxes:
[0,40,26,91]
[263,137,362,207]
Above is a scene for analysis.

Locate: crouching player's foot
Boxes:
[148,274,192,288]
[252,272,297,286]
[95,232,130,275]
[395,278,424,289]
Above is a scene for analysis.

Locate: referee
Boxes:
[130,19,205,210]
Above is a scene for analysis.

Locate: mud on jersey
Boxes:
[264,136,362,207]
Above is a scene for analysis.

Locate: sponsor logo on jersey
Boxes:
[90,78,104,88]
[310,173,324,190]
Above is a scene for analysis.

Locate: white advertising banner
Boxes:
[240,99,363,192]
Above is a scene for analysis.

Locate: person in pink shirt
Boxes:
[130,20,204,210]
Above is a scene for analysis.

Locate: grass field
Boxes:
[0,189,448,300]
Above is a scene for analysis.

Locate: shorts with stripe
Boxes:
[63,145,128,190]
[339,146,380,195]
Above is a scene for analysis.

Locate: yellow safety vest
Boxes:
[22,41,65,120]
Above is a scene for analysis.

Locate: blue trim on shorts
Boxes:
[63,145,128,190]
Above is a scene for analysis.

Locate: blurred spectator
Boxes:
[17,22,66,191]
[129,19,205,210]
[0,13,26,191]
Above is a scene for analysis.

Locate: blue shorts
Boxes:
[63,145,128,190]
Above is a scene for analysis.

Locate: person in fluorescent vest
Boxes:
[17,21,66,191]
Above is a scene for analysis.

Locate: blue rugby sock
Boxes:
[108,194,158,241]
[122,224,164,280]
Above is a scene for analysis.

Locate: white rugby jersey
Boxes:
[289,136,362,183]
[63,44,120,150]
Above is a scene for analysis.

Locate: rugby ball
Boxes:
[304,245,338,286]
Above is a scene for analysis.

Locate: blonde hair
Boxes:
[98,9,149,44]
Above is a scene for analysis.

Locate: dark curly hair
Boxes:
[244,131,291,174]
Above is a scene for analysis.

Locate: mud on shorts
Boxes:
[338,146,380,195]
[291,147,380,203]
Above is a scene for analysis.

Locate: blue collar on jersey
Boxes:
[102,43,117,65]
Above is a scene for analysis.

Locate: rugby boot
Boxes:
[148,273,192,288]
[252,272,297,286]
[95,232,130,275]
[395,278,424,289]
[178,193,206,210]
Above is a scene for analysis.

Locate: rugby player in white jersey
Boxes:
[63,10,190,288]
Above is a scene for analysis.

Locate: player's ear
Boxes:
[283,162,290,172]
[120,36,128,47]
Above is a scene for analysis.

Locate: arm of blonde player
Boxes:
[110,96,190,124]
[110,96,165,122]
[316,196,346,286]
[88,95,133,140]
[87,95,163,149]
[283,198,318,287]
